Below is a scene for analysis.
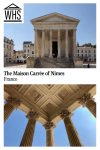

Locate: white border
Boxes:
[0,0,100,149]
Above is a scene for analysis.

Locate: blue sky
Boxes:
[4,106,96,147]
[4,3,96,50]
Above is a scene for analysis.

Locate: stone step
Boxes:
[34,57,74,68]
[42,57,72,63]
[40,57,74,68]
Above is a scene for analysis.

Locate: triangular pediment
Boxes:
[31,12,80,24]
[39,16,72,22]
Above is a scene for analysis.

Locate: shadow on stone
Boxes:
[34,58,42,68]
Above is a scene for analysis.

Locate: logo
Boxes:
[4,3,22,22]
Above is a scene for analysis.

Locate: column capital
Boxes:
[7,97,21,107]
[60,110,72,119]
[79,93,94,106]
[26,111,39,120]
[44,121,55,130]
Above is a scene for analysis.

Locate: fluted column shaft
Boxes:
[65,30,68,58]
[20,112,38,146]
[86,100,96,117]
[46,128,54,146]
[34,29,39,57]
[61,110,82,146]
[73,29,76,58]
[49,30,52,58]
[20,119,36,146]
[34,29,37,57]
[58,30,61,58]
[4,102,14,122]
[4,99,20,122]
[80,93,96,117]
[64,116,82,146]
[44,122,55,146]
[41,30,45,57]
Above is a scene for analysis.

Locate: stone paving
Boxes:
[5,63,26,68]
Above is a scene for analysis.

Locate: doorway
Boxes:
[52,41,58,58]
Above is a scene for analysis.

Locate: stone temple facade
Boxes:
[31,12,80,59]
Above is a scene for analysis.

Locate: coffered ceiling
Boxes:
[4,84,96,124]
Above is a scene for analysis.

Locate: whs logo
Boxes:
[4,3,22,22]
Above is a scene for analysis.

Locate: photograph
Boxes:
[4,84,96,146]
[4,3,96,68]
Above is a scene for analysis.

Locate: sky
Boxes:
[4,3,96,50]
[4,106,96,147]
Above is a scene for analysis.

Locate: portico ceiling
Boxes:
[4,84,96,124]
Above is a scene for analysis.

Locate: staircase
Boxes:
[34,57,74,68]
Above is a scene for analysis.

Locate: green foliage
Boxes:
[82,43,96,48]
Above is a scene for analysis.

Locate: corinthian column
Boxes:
[34,29,39,57]
[60,110,82,146]
[20,111,39,146]
[65,30,68,58]
[44,121,55,146]
[49,30,52,58]
[73,29,76,58]
[79,93,96,117]
[41,30,45,57]
[58,30,61,58]
[4,98,20,122]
